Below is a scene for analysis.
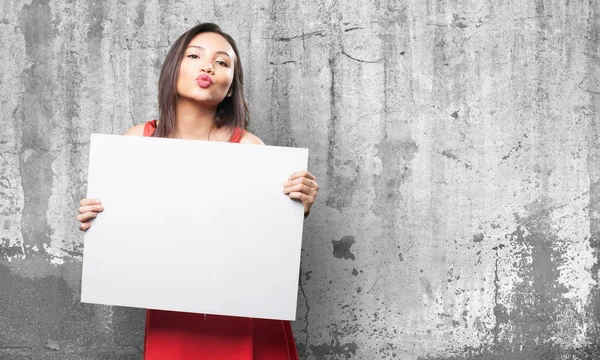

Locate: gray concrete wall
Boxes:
[1,0,599,359]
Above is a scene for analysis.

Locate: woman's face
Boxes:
[176,32,235,107]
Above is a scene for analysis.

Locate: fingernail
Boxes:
[98,206,104,211]
[95,200,101,204]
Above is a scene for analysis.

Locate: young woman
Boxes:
[76,23,319,360]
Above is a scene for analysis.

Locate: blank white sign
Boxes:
[81,134,308,320]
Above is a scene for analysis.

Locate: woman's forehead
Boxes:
[187,32,235,58]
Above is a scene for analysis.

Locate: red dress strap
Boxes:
[143,120,157,137]
[229,127,246,143]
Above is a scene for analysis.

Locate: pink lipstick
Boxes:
[196,74,213,88]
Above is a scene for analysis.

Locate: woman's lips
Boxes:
[196,74,213,88]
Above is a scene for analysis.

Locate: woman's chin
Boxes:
[180,93,223,107]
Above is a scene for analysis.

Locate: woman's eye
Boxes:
[187,54,200,59]
[216,61,229,67]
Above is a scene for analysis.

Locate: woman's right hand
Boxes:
[77,199,104,232]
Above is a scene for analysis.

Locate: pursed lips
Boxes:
[196,74,213,88]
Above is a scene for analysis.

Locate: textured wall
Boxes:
[1,0,600,359]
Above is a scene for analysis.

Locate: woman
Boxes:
[76,23,319,360]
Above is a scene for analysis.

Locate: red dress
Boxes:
[142,120,299,360]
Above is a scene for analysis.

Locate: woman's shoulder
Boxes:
[124,124,146,136]
[124,120,156,136]
[239,130,264,145]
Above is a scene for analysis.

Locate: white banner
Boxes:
[81,134,308,320]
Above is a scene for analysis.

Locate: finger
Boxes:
[287,191,309,202]
[289,192,315,212]
[283,177,320,192]
[284,177,315,190]
[80,198,102,206]
[79,204,104,214]
[79,222,91,232]
[283,183,312,195]
[288,170,316,182]
[77,212,98,223]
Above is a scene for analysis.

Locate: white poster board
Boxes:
[81,134,308,321]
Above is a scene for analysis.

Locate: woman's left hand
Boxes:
[283,170,319,217]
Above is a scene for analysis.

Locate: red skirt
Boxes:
[143,309,299,360]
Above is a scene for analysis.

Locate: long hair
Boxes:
[153,23,248,138]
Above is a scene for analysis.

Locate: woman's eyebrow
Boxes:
[186,45,231,59]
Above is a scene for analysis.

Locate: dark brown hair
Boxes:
[153,23,248,138]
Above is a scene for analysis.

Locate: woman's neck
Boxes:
[175,98,218,140]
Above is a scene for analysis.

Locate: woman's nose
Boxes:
[200,63,215,74]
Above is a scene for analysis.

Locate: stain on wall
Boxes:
[332,236,357,260]
[1,0,599,359]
